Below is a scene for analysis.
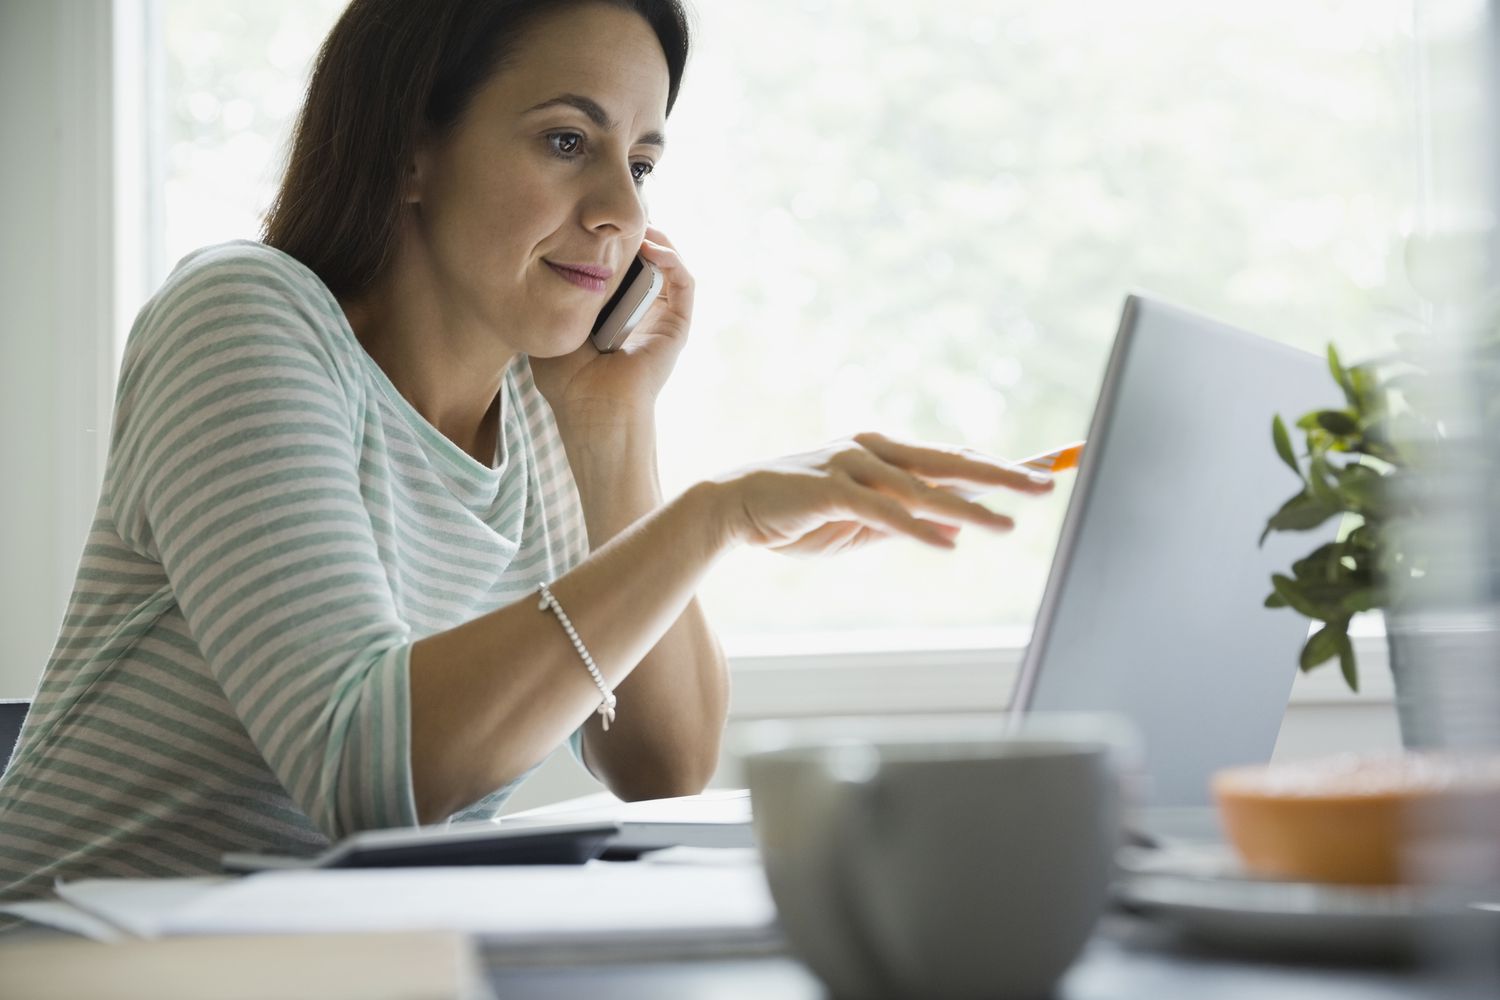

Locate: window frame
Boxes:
[725,633,1394,716]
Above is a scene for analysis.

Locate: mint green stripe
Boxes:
[173,518,379,610]
[198,579,393,677]
[5,751,297,826]
[121,306,341,446]
[2,242,588,897]
[2,797,222,872]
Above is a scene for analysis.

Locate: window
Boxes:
[145,0,1421,654]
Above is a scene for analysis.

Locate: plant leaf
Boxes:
[1300,623,1344,671]
[1271,574,1339,621]
[1345,522,1377,551]
[1315,410,1360,437]
[1272,414,1300,477]
[1336,631,1359,693]
[1307,454,1339,504]
[1328,343,1357,407]
[1336,464,1386,517]
[1340,586,1383,614]
[1264,590,1289,609]
[1292,542,1346,582]
[1348,365,1377,411]
[1263,492,1343,539]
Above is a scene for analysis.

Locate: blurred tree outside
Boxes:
[158,0,1421,648]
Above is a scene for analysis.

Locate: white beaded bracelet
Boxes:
[537,582,617,731]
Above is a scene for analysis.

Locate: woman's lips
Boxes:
[545,261,609,293]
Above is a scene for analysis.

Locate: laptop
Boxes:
[1011,293,1341,830]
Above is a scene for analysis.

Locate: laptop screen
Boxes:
[1012,295,1341,807]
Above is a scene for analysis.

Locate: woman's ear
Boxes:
[406,126,438,205]
[404,149,426,205]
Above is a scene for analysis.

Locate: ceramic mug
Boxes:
[744,717,1129,999]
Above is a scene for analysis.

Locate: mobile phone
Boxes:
[590,255,664,352]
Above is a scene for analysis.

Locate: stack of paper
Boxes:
[6,860,782,966]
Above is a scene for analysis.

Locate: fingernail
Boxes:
[1028,472,1053,485]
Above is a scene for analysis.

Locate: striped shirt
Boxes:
[0,241,590,905]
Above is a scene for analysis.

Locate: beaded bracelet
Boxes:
[537,582,617,731]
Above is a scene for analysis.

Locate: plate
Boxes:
[1114,845,1500,960]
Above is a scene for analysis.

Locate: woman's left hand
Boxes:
[529,225,693,428]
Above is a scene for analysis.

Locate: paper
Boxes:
[44,861,781,961]
[641,846,763,867]
[497,788,755,850]
[499,788,751,827]
[54,875,227,938]
[0,898,128,942]
[0,877,227,942]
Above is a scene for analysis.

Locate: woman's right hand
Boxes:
[705,431,1055,557]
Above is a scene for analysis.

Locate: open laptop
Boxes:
[1011,294,1341,830]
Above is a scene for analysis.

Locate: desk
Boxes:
[6,875,1497,999]
[486,915,1500,1000]
[2,912,1495,998]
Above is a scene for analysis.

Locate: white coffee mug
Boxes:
[744,717,1129,999]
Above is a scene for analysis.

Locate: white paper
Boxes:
[0,898,128,941]
[640,846,763,867]
[50,862,778,954]
[499,788,751,827]
[53,876,228,939]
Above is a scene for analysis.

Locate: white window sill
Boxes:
[723,630,1393,719]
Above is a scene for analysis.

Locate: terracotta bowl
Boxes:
[1211,753,1500,886]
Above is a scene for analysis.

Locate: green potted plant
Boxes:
[1259,345,1413,693]
[1263,332,1500,749]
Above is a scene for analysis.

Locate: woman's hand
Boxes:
[529,225,692,429]
[705,432,1055,556]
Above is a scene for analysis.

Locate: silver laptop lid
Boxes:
[1013,295,1340,807]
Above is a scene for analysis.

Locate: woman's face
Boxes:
[407,2,670,357]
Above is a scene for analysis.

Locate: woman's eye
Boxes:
[548,132,584,157]
[547,131,652,184]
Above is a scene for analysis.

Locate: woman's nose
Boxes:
[581,162,648,237]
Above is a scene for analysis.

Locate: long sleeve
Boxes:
[106,246,418,839]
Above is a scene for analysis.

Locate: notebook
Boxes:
[220,820,619,873]
[220,790,755,872]
[498,788,754,854]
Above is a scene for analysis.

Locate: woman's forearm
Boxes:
[407,416,1042,824]
[557,416,731,801]
[407,473,731,824]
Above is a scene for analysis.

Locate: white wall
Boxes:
[0,0,116,700]
[0,0,60,697]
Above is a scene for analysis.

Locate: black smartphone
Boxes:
[590,255,664,352]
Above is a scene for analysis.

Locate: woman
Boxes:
[0,0,1051,903]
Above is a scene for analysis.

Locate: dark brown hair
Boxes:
[262,0,691,298]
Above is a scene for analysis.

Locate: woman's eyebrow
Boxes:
[523,93,666,149]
